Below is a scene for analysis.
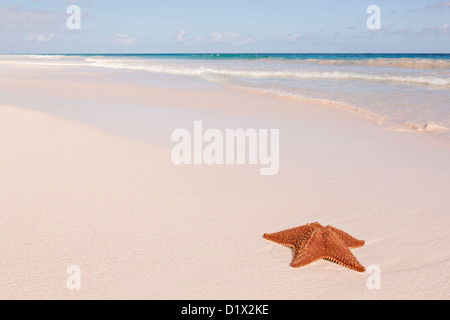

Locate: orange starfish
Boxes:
[264,222,366,272]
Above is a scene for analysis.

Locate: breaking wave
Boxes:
[85,58,450,86]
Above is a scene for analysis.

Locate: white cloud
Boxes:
[426,1,450,10]
[283,33,301,43]
[110,33,137,46]
[419,24,450,36]
[440,24,450,33]
[176,30,252,46]
[210,32,252,45]
[0,6,60,30]
[193,36,206,42]
[176,30,188,42]
[281,30,323,42]
[360,24,450,38]
[27,33,55,42]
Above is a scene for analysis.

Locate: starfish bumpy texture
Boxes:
[264,222,366,272]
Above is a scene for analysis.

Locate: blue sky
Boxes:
[0,0,449,53]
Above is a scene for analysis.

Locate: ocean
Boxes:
[3,53,450,140]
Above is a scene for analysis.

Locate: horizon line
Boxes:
[2,52,450,55]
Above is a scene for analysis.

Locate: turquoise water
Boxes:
[2,53,450,140]
[28,53,450,60]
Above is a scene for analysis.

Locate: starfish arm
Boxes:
[322,230,366,272]
[327,226,365,249]
[291,228,325,268]
[264,224,315,247]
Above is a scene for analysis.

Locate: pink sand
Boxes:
[0,61,449,299]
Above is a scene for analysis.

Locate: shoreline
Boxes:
[0,62,449,299]
[2,58,449,145]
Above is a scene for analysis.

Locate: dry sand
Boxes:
[0,62,449,299]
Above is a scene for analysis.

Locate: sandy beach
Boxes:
[0,59,449,300]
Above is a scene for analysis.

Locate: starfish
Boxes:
[264,222,366,272]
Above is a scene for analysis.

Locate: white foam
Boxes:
[86,58,450,86]
[302,58,450,70]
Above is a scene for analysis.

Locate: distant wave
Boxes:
[86,58,450,86]
[301,58,450,70]
[242,86,387,124]
[2,54,448,141]
[244,87,450,141]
